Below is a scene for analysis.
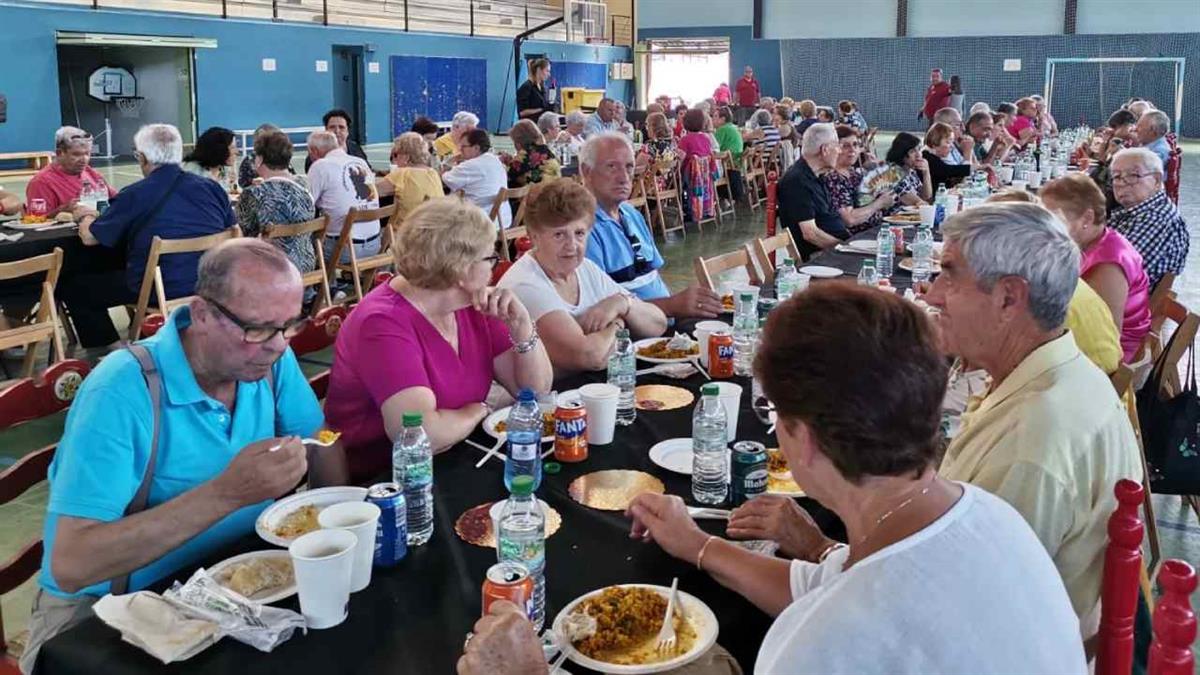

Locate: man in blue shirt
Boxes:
[20,239,345,673]
[58,123,236,353]
[580,133,723,319]
[582,99,622,139]
[1134,109,1172,166]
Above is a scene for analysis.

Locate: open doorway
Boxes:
[57,39,198,159]
[331,46,366,145]
[643,38,730,107]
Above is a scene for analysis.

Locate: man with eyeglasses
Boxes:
[20,239,345,674]
[580,133,724,320]
[1106,147,1188,288]
[25,125,115,219]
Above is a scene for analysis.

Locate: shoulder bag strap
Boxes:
[123,170,186,256]
[110,344,163,595]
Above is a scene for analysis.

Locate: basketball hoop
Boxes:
[112,96,145,118]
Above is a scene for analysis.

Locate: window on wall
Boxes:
[644,39,730,108]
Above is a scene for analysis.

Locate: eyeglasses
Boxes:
[1112,171,1155,184]
[202,296,309,344]
[480,254,500,269]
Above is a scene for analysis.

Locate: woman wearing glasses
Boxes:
[324,196,552,481]
[821,126,894,235]
[497,179,666,373]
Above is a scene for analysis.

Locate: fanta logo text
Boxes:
[556,419,586,435]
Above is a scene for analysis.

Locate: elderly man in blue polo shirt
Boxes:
[580,133,724,319]
[20,239,347,674]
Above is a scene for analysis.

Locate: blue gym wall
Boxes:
[638,25,783,100]
[0,1,632,153]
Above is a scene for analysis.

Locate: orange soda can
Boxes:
[709,331,735,378]
[553,401,589,462]
[482,561,534,618]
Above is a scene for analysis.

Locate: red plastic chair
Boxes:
[289,305,348,358]
[1148,560,1197,675]
[764,171,778,237]
[0,359,90,430]
[1096,479,1146,675]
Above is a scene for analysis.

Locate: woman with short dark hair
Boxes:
[824,126,894,234]
[922,122,971,190]
[235,130,316,275]
[441,128,512,228]
[856,132,932,208]
[183,126,238,188]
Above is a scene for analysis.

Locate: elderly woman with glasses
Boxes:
[498,179,666,373]
[324,196,552,481]
[856,132,932,211]
[376,131,443,222]
[1105,147,1188,289]
[822,126,894,235]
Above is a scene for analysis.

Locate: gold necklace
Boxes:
[857,480,935,545]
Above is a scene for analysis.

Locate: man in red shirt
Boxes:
[735,66,761,125]
[920,69,952,128]
[25,126,116,218]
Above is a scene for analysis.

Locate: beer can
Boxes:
[553,401,589,462]
[709,331,735,378]
[756,297,779,320]
[731,441,768,506]
[482,561,534,618]
[890,227,905,255]
[367,482,407,567]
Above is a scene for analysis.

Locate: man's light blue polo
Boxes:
[39,307,323,598]
[586,202,670,301]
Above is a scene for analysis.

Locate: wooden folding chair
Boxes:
[1150,295,1199,400]
[127,227,242,341]
[1145,273,1177,364]
[712,151,737,225]
[263,215,333,309]
[497,185,533,263]
[647,157,685,239]
[329,203,400,303]
[741,144,765,211]
[0,248,65,377]
[1109,364,1161,572]
[0,443,55,669]
[751,230,803,287]
[693,245,763,292]
[627,165,653,226]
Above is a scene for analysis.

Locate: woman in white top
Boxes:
[497,179,666,372]
[456,284,1087,675]
[441,128,512,229]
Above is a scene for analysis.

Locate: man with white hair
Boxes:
[536,111,560,141]
[583,98,621,139]
[932,107,972,165]
[307,129,381,263]
[778,123,850,259]
[1107,147,1187,288]
[1134,109,1172,165]
[580,133,723,319]
[434,111,480,159]
[26,125,115,218]
[929,203,1142,640]
[60,123,236,354]
[1126,99,1154,119]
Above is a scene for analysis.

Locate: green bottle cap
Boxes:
[510,474,535,494]
[402,412,423,427]
[739,291,754,301]
[702,383,719,396]
[543,462,562,475]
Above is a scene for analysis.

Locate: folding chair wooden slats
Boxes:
[0,247,65,376]
[330,203,399,303]
[694,245,762,292]
[263,215,333,309]
[128,227,242,341]
[752,230,803,286]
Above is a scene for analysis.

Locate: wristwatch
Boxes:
[513,328,540,354]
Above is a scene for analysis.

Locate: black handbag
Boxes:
[1136,330,1200,495]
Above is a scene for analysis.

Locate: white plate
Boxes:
[255,486,369,547]
[648,438,693,475]
[553,584,719,675]
[208,550,296,604]
[844,239,877,254]
[882,215,921,226]
[484,406,555,443]
[798,265,843,279]
[633,337,700,364]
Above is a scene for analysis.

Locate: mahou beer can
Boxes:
[367,482,407,567]
[482,561,534,618]
[709,331,735,378]
[553,401,589,462]
[731,441,768,506]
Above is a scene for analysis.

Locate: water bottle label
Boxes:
[511,442,538,461]
[498,538,544,570]
[403,458,433,487]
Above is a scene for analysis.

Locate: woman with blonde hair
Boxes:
[325,196,553,480]
[643,111,677,160]
[376,132,443,221]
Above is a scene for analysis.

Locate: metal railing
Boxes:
[22,0,583,42]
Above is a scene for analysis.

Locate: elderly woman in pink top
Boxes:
[676,108,714,167]
[1042,174,1151,362]
[1006,97,1041,149]
[324,196,553,481]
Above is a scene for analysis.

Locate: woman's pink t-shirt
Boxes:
[1007,115,1035,145]
[1081,227,1152,362]
[324,283,512,479]
[677,132,713,168]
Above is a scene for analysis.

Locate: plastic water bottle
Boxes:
[733,291,757,377]
[692,384,729,505]
[504,389,543,492]
[608,328,636,426]
[497,474,546,631]
[857,259,879,286]
[775,257,798,301]
[392,411,434,546]
[933,186,948,226]
[911,225,934,286]
[875,227,895,278]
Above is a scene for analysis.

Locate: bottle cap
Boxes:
[510,474,535,495]
[402,411,423,427]
[702,383,719,396]
[518,388,536,402]
[739,291,754,301]
[617,327,631,338]
[543,462,562,475]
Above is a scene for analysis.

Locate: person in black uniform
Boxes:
[516,58,555,123]
[304,108,372,173]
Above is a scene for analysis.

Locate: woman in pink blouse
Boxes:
[676,108,714,167]
[325,196,553,481]
[1042,174,1151,362]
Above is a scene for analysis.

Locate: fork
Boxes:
[268,433,340,452]
[655,577,680,655]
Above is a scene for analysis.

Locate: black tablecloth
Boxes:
[805,225,920,292]
[38,369,841,675]
[0,225,123,300]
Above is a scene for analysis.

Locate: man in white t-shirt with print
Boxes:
[306,130,380,263]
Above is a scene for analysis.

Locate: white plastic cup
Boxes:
[318,501,380,593]
[998,166,1014,184]
[1011,179,1028,192]
[1027,171,1042,189]
[918,205,936,227]
[579,382,620,445]
[713,381,743,442]
[289,529,357,629]
[694,320,731,369]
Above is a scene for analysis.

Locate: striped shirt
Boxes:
[1107,189,1189,289]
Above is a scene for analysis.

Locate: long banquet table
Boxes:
[802,224,922,292]
[37,368,843,675]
